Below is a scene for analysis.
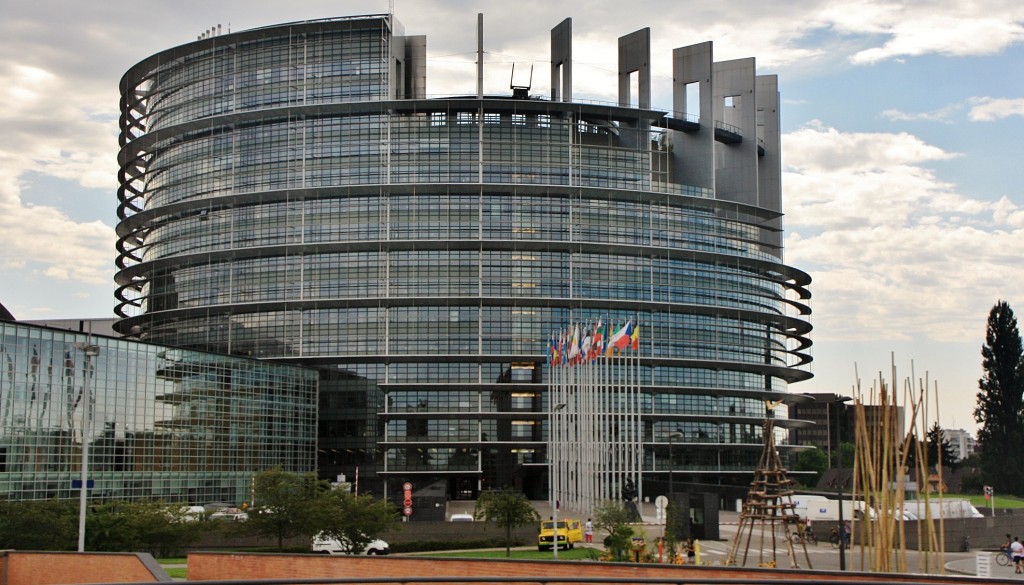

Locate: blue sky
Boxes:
[1,0,1022,433]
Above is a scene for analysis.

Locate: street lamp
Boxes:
[74,342,100,553]
[667,430,683,541]
[667,430,684,504]
[830,395,853,571]
[550,402,567,559]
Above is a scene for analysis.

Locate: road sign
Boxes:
[984,485,993,500]
[71,479,94,489]
[403,506,413,516]
[403,482,413,491]
[404,497,413,507]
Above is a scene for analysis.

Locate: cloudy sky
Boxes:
[2,0,1022,432]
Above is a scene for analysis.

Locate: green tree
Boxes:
[248,468,326,550]
[794,448,829,487]
[974,301,1024,495]
[82,500,203,556]
[831,442,855,470]
[0,499,78,550]
[925,422,958,470]
[592,499,635,562]
[473,489,540,557]
[316,490,397,554]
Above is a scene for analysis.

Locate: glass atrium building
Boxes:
[115,14,813,500]
[0,321,317,502]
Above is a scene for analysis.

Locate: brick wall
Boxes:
[187,552,1014,584]
[0,551,168,585]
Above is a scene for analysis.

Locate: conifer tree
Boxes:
[974,301,1024,495]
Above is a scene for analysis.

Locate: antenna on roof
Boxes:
[510,63,533,99]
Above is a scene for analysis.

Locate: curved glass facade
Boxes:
[0,321,317,502]
[116,14,812,499]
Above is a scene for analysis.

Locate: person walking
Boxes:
[584,518,594,544]
[1010,536,1024,574]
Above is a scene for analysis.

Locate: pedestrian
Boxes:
[584,518,594,544]
[842,520,852,547]
[1010,536,1024,574]
[685,538,696,564]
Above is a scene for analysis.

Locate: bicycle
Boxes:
[995,548,1013,567]
[790,531,817,545]
[828,529,847,550]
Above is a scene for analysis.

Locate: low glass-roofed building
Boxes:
[114,14,813,505]
[0,321,317,503]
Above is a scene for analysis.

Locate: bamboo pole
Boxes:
[848,359,950,574]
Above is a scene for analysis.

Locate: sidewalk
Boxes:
[946,552,1022,578]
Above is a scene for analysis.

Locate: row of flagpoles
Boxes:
[548,319,643,516]
[547,319,640,367]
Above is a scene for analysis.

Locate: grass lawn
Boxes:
[164,567,187,579]
[956,494,1024,509]
[421,547,603,561]
[157,558,187,565]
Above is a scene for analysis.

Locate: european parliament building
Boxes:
[113,14,812,503]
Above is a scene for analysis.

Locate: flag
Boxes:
[630,323,640,351]
[591,320,604,359]
[607,321,632,354]
[567,325,580,365]
[581,325,593,362]
[604,322,619,357]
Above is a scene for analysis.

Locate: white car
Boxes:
[180,506,207,522]
[449,513,474,522]
[209,507,249,521]
[313,533,389,555]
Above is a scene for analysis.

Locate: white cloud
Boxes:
[967,97,1024,121]
[845,11,1024,64]
[784,123,1024,344]
[0,61,116,290]
[880,104,961,123]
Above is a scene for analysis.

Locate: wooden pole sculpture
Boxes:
[726,403,812,569]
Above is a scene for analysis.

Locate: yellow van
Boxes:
[538,518,583,550]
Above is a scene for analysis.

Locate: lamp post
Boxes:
[831,395,852,571]
[550,402,567,559]
[74,342,100,553]
[667,430,683,541]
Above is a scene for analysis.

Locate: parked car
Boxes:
[313,533,389,555]
[180,506,207,522]
[449,513,474,522]
[537,518,583,551]
[209,507,249,521]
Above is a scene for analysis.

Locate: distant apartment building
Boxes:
[790,393,904,464]
[941,428,976,461]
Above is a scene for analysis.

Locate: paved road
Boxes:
[410,501,1024,578]
[629,508,1022,577]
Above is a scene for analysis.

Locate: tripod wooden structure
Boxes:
[726,416,813,569]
